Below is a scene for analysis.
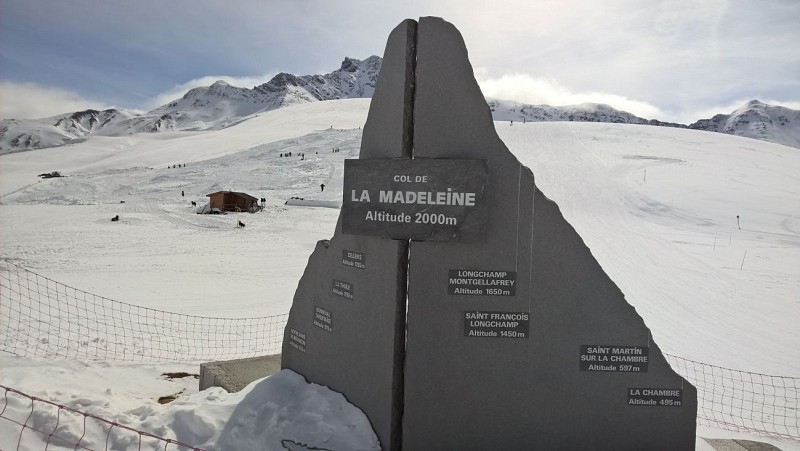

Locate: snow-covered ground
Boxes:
[1,99,798,450]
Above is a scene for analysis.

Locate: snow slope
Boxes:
[1,99,798,449]
[502,122,799,374]
[0,100,368,316]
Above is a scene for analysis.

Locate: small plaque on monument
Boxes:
[579,345,649,372]
[289,328,307,353]
[342,158,487,241]
[313,306,333,333]
[332,279,354,299]
[448,269,516,296]
[342,249,366,270]
[627,388,683,407]
[464,311,530,338]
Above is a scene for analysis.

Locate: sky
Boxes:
[0,0,798,124]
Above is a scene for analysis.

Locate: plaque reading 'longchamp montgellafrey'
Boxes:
[342,159,487,241]
[464,311,530,338]
[448,269,516,296]
[580,345,649,372]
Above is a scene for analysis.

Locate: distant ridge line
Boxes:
[2,55,798,152]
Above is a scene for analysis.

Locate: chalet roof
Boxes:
[205,191,258,201]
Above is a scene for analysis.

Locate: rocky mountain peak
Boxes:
[340,57,360,72]
[689,99,800,148]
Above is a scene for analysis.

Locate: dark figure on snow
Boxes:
[191,201,197,206]
[238,220,245,228]
[111,215,119,222]
[320,183,325,192]
[181,190,184,197]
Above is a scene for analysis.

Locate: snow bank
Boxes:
[285,198,341,208]
[0,365,379,451]
[205,370,379,451]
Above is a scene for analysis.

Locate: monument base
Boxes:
[199,354,281,392]
[702,439,781,451]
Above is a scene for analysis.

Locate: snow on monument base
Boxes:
[282,16,696,451]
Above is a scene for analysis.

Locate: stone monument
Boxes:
[280,19,416,451]
[282,16,697,451]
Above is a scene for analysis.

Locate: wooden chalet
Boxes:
[206,191,258,212]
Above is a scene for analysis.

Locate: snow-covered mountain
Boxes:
[0,56,381,154]
[488,99,686,128]
[489,98,800,149]
[147,56,381,131]
[0,109,152,152]
[689,100,800,149]
[2,54,798,153]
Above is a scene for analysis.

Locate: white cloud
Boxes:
[768,100,800,110]
[144,74,276,111]
[475,72,664,119]
[0,82,111,120]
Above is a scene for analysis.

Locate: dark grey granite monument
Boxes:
[283,16,697,451]
[280,19,415,451]
[401,16,697,450]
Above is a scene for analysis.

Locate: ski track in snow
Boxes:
[1,99,798,450]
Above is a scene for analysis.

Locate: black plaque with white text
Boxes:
[463,311,529,338]
[448,269,516,296]
[580,345,649,372]
[313,306,333,333]
[342,158,487,241]
[289,328,307,353]
[628,388,683,407]
[342,249,367,270]
[332,279,354,300]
